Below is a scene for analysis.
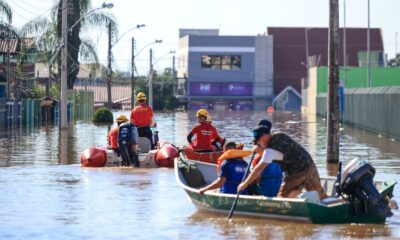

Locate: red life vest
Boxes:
[188,122,220,151]
[130,104,153,127]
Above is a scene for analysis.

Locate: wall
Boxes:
[316,87,400,140]
[316,67,400,93]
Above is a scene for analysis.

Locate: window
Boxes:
[201,55,241,70]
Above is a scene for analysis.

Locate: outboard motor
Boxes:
[340,158,393,218]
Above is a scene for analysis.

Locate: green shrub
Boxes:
[93,107,113,124]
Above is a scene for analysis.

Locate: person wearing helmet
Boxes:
[108,115,129,154]
[118,119,140,167]
[130,92,156,149]
[186,109,225,152]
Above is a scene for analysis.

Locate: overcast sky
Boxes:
[10,0,400,75]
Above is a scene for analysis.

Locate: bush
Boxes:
[93,107,113,124]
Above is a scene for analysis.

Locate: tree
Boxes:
[20,0,118,89]
[0,1,18,39]
[135,68,180,110]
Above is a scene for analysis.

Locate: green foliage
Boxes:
[135,68,181,110]
[92,107,113,123]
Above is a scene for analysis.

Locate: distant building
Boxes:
[267,27,384,96]
[177,29,274,110]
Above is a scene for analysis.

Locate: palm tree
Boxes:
[0,0,18,39]
[20,0,118,89]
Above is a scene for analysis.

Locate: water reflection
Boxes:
[0,111,400,239]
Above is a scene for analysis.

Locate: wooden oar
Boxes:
[227,152,256,220]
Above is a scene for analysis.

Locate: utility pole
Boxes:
[343,0,347,87]
[107,21,112,108]
[60,0,68,129]
[367,0,371,87]
[149,48,153,109]
[172,55,176,95]
[6,39,10,99]
[131,37,135,109]
[327,0,340,163]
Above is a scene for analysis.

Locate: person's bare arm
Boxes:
[199,177,226,194]
[237,162,268,193]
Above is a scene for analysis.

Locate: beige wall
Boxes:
[301,66,318,114]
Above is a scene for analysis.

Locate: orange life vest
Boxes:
[217,149,252,173]
[108,127,119,149]
[252,151,265,168]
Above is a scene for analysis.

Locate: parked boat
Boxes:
[81,138,178,168]
[175,156,397,224]
[179,144,244,164]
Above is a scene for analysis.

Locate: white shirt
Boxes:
[259,148,284,164]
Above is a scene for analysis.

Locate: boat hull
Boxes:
[175,158,396,224]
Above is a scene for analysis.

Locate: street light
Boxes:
[148,50,176,109]
[69,2,114,32]
[107,24,145,107]
[131,39,162,108]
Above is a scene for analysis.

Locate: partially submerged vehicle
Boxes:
[175,156,397,224]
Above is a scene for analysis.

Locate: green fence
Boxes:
[317,67,400,93]
[68,90,94,121]
[317,87,400,140]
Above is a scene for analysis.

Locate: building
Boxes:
[267,27,384,96]
[177,29,274,110]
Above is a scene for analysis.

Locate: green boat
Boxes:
[174,155,397,224]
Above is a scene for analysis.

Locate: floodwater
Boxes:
[0,111,399,239]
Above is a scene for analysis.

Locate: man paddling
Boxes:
[237,119,328,200]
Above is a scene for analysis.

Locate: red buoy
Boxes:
[81,147,107,167]
[155,142,179,168]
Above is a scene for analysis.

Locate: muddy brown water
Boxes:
[0,111,399,239]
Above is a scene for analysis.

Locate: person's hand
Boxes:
[199,188,207,194]
[252,144,263,153]
[152,122,157,128]
[237,182,247,193]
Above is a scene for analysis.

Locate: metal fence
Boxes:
[317,87,400,140]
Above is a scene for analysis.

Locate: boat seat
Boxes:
[138,137,151,153]
[297,191,321,205]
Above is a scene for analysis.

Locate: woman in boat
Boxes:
[130,92,157,149]
[108,115,129,154]
[186,109,225,152]
[237,119,328,200]
[199,142,249,195]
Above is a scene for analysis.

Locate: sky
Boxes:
[9,0,400,75]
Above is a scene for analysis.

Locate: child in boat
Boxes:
[199,141,250,195]
[186,109,225,152]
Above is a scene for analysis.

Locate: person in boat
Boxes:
[237,119,328,200]
[199,141,249,195]
[187,109,225,152]
[249,119,283,197]
[118,120,140,167]
[108,114,129,155]
[130,92,157,149]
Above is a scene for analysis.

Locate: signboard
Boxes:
[221,83,252,96]
[190,83,220,95]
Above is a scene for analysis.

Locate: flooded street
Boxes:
[1,111,400,239]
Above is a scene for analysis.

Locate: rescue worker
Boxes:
[118,120,140,167]
[107,115,129,154]
[199,142,249,195]
[187,109,225,152]
[130,92,156,149]
[237,119,328,200]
